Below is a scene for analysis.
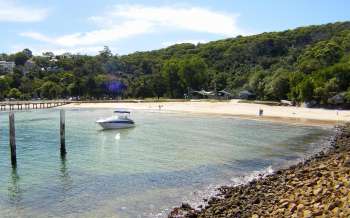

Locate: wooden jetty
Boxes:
[0,101,70,111]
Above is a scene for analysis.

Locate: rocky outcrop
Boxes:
[169,125,350,217]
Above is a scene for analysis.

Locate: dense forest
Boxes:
[1,21,350,106]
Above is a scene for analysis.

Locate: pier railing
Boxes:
[0,100,70,111]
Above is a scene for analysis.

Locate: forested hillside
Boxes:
[1,21,350,105]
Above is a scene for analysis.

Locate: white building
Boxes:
[0,61,15,73]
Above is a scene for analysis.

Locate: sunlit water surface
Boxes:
[0,109,332,217]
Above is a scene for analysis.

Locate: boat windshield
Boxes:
[117,114,130,119]
[114,110,130,114]
[113,110,131,119]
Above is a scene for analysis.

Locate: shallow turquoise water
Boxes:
[0,109,331,217]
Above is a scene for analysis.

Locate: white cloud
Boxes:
[20,32,52,42]
[55,20,153,47]
[11,44,106,55]
[0,0,48,22]
[20,4,245,52]
[161,39,208,47]
[46,46,104,55]
[108,5,243,36]
[21,19,153,48]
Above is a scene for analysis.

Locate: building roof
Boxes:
[239,90,254,95]
[218,90,232,95]
[192,90,215,96]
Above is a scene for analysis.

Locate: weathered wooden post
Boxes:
[60,110,66,157]
[9,112,16,168]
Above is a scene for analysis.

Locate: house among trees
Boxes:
[190,90,216,99]
[0,61,15,74]
[217,90,233,99]
[23,60,36,74]
[189,90,232,100]
[239,90,255,100]
[328,93,346,105]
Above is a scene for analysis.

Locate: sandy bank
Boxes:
[60,100,349,126]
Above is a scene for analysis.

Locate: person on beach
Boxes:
[259,108,264,116]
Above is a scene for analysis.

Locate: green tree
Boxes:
[14,52,30,66]
[324,78,339,95]
[133,76,153,98]
[0,76,10,99]
[211,72,229,91]
[161,59,183,98]
[297,78,314,102]
[265,72,290,100]
[248,70,266,99]
[40,81,63,99]
[94,74,109,97]
[8,88,22,99]
[178,57,208,90]
[98,46,113,63]
[345,88,350,103]
[0,21,349,104]
[288,71,305,101]
[151,73,166,99]
[22,48,33,58]
[20,76,33,95]
[298,40,343,73]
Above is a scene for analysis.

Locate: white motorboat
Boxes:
[96,110,135,130]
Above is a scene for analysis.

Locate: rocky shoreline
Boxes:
[169,124,350,217]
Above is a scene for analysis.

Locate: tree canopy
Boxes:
[0,21,350,106]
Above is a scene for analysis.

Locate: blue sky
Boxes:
[1,0,350,55]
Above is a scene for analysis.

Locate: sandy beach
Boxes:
[60,100,349,126]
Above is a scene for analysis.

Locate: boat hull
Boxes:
[97,121,135,130]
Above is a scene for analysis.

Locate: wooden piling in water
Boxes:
[60,110,66,156]
[9,112,16,168]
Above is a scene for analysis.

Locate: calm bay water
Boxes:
[0,109,332,217]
